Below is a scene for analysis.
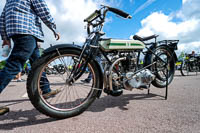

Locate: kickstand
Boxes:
[165,58,169,100]
[147,89,150,95]
[147,85,150,95]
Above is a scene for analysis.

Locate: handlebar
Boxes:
[84,5,132,23]
[84,5,132,35]
[107,6,132,19]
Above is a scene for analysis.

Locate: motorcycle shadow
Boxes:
[88,92,165,112]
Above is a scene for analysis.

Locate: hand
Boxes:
[54,32,60,41]
[2,40,11,48]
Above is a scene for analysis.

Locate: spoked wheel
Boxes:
[180,61,189,76]
[27,48,102,119]
[194,64,199,76]
[180,61,198,76]
[193,61,199,75]
[195,67,199,75]
[151,46,175,88]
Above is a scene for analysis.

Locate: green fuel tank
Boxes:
[99,38,145,52]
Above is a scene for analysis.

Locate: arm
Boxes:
[0,7,10,41]
[31,0,60,40]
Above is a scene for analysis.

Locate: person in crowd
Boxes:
[14,72,23,82]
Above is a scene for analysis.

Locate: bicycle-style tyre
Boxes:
[151,46,175,88]
[27,48,101,119]
[180,61,189,76]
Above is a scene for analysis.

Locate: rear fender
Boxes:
[159,44,178,62]
[144,44,177,66]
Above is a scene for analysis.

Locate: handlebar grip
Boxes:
[108,7,132,19]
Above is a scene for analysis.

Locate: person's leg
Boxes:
[28,42,61,98]
[0,35,44,115]
[81,67,92,83]
[81,56,102,83]
[0,35,37,93]
[28,44,51,94]
[16,72,23,81]
[86,55,103,82]
[86,72,92,82]
[0,35,39,115]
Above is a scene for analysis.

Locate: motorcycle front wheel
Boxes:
[27,48,101,119]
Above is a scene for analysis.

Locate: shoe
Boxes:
[17,79,24,82]
[81,79,91,83]
[43,89,61,99]
[0,106,9,115]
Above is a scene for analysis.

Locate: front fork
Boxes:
[67,44,95,85]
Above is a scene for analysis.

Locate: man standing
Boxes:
[0,0,60,115]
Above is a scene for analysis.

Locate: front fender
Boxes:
[43,44,82,55]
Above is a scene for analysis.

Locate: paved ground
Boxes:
[0,71,200,133]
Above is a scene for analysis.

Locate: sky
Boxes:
[0,0,200,61]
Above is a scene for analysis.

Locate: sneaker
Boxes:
[0,106,9,115]
[43,89,61,99]
[17,79,24,82]
[81,79,91,83]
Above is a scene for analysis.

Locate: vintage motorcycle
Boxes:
[45,64,66,75]
[27,5,177,119]
[180,53,199,76]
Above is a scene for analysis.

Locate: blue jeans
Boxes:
[0,35,50,94]
[86,56,103,81]
[85,72,92,81]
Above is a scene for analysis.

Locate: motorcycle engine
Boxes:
[123,69,155,90]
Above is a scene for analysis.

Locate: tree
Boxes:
[178,51,185,61]
[0,60,6,70]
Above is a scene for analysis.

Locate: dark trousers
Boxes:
[0,35,50,93]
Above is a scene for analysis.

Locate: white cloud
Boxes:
[42,0,100,48]
[182,0,188,4]
[179,42,200,53]
[136,0,200,54]
[137,12,199,39]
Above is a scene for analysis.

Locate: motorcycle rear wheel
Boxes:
[151,46,175,88]
[27,48,101,119]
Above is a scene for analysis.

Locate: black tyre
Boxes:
[151,46,175,88]
[194,61,199,75]
[27,48,101,119]
[180,61,189,76]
